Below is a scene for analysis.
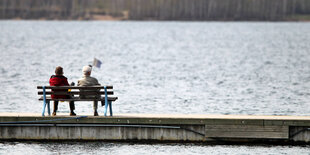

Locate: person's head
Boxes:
[55,66,63,75]
[83,65,92,76]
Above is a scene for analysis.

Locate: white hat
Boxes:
[83,66,92,74]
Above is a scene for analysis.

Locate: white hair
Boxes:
[82,66,92,75]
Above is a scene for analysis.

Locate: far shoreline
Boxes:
[1,18,310,22]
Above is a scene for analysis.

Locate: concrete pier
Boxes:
[0,113,310,144]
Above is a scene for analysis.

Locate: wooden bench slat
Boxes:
[37,86,113,89]
[38,91,114,95]
[38,96,118,101]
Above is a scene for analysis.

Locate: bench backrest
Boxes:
[37,86,114,99]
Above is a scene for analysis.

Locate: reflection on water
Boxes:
[0,21,310,153]
[0,142,310,155]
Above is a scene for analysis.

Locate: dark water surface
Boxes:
[0,142,310,154]
[0,21,310,154]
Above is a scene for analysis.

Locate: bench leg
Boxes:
[104,86,108,116]
[42,86,47,117]
[104,101,108,116]
[47,101,51,116]
[109,101,113,116]
[42,100,46,116]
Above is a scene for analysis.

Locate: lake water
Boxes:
[0,21,310,154]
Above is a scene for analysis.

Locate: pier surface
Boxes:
[1,113,310,144]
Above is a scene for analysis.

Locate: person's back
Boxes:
[78,76,100,99]
[49,66,76,116]
[78,65,101,116]
[49,74,69,99]
[78,76,100,87]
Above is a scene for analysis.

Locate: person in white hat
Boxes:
[78,65,101,116]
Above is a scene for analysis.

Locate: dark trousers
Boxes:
[53,101,75,112]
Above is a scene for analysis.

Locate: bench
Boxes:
[37,86,118,116]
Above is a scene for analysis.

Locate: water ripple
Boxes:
[0,21,309,117]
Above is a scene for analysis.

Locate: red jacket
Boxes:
[49,75,70,99]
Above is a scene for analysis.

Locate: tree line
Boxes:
[0,0,310,20]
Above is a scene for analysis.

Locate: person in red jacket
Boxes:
[49,66,76,116]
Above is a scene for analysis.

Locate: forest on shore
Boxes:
[1,0,310,21]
